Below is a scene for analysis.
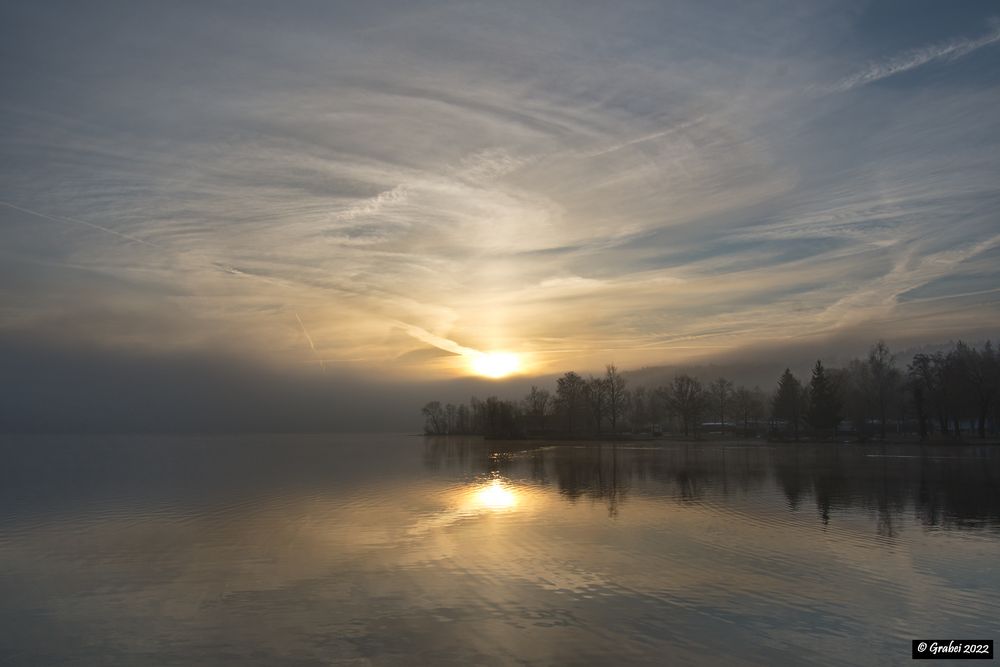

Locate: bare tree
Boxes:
[868,340,900,440]
[908,353,934,440]
[585,375,609,434]
[665,374,705,437]
[956,340,999,438]
[421,401,446,435]
[838,360,872,440]
[734,385,764,436]
[605,364,628,433]
[523,385,551,433]
[628,386,647,432]
[751,386,768,432]
[480,396,524,439]
[525,385,551,417]
[709,377,733,430]
[555,372,586,433]
[455,403,471,434]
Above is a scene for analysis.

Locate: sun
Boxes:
[469,351,521,379]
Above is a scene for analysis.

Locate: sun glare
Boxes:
[474,478,518,511]
[470,351,521,379]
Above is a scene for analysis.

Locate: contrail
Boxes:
[0,199,161,248]
[295,311,324,370]
[581,115,707,159]
[391,320,481,357]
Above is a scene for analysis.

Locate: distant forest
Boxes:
[422,340,999,441]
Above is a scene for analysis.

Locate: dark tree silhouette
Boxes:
[956,340,998,439]
[421,338,1000,442]
[807,360,841,436]
[772,368,804,440]
[867,340,900,440]
[584,375,609,434]
[944,349,967,436]
[479,396,523,439]
[422,401,446,435]
[666,374,706,437]
[605,364,628,434]
[908,353,934,440]
[709,377,733,430]
[927,351,953,435]
[628,386,649,432]
[555,371,586,433]
[523,385,551,433]
[734,385,766,436]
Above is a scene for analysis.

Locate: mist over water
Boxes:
[1,434,998,665]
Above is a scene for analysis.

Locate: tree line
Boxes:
[422,340,999,441]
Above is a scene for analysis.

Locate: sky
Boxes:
[1,1,999,430]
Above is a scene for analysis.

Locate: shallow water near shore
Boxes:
[1,434,998,665]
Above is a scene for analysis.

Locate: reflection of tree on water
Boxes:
[773,447,804,511]
[769,445,1000,535]
[877,447,895,538]
[812,447,848,526]
[529,447,548,485]
[552,445,624,517]
[424,437,1000,535]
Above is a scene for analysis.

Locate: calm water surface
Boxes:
[1,434,998,665]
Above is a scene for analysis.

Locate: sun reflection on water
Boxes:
[473,478,518,511]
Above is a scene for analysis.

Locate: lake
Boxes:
[1,434,998,665]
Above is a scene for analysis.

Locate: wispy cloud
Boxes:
[828,24,1000,92]
[1,1,998,378]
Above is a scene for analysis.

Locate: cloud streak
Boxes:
[828,24,1000,92]
[1,0,998,384]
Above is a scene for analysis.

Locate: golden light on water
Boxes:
[474,478,518,511]
[469,351,521,379]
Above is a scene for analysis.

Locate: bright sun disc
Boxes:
[470,352,521,378]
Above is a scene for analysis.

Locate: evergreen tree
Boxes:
[772,368,804,440]
[807,360,841,436]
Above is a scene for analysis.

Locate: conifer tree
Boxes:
[807,360,841,437]
[773,368,804,440]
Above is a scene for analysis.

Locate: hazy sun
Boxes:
[470,351,521,379]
